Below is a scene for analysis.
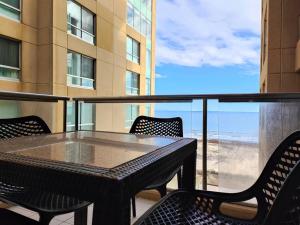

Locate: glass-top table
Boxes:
[1,131,177,169]
[0,131,197,225]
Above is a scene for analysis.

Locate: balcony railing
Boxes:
[73,93,300,192]
[0,91,69,131]
[1,91,300,196]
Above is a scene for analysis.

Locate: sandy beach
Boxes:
[168,138,259,192]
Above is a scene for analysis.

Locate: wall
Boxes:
[261,0,300,92]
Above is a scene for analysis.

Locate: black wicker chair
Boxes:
[0,116,90,225]
[129,116,183,217]
[134,131,300,225]
[0,208,40,225]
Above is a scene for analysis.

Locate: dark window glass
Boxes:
[1,0,19,8]
[0,37,19,68]
[82,56,94,79]
[67,51,95,89]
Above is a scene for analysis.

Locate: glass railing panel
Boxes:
[0,100,60,133]
[76,98,300,199]
[192,100,219,190]
[258,102,283,173]
[259,101,300,172]
[154,102,193,190]
[217,102,260,194]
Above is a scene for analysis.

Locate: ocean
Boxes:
[155,110,259,143]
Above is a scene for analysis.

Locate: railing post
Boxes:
[63,100,67,132]
[75,100,79,131]
[202,98,208,190]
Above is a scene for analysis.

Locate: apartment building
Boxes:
[260,0,300,171]
[0,0,156,132]
[260,0,300,92]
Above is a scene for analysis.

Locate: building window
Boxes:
[0,0,20,21]
[67,51,95,89]
[127,36,140,64]
[146,78,151,95]
[126,71,140,96]
[126,105,139,128]
[146,48,151,76]
[145,47,151,95]
[127,3,134,27]
[127,0,152,38]
[67,102,95,131]
[126,70,140,128]
[67,0,95,45]
[0,36,20,80]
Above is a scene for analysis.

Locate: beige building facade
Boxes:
[259,0,300,171]
[0,0,156,132]
[260,0,300,92]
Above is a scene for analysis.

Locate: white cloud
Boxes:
[156,0,261,67]
[155,73,167,79]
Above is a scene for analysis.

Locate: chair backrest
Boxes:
[263,157,300,225]
[0,115,51,139]
[129,116,183,137]
[252,131,300,223]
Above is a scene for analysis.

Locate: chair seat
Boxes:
[0,181,90,214]
[0,208,39,225]
[134,191,257,225]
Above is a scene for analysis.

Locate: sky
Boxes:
[155,0,262,96]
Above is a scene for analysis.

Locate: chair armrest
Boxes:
[192,189,258,222]
[193,189,256,204]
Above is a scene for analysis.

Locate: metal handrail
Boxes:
[73,95,194,103]
[0,91,69,102]
[73,93,300,103]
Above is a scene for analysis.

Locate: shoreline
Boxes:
[196,138,259,147]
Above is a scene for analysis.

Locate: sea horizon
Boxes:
[155,110,259,143]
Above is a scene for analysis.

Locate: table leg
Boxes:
[92,195,131,225]
[181,150,197,190]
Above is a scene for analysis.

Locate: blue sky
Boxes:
[154,0,261,96]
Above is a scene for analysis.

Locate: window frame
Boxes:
[67,50,96,89]
[145,77,151,95]
[0,35,21,81]
[125,104,140,129]
[0,0,21,22]
[126,70,140,96]
[126,36,140,64]
[127,0,152,37]
[67,0,96,45]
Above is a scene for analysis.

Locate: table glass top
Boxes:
[0,131,179,169]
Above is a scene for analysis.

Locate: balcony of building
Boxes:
[0,91,298,224]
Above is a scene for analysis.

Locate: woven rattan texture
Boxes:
[261,144,300,212]
[0,116,51,139]
[129,116,183,138]
[127,116,184,187]
[138,192,254,225]
[0,116,89,218]
[135,132,300,225]
[0,181,86,213]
